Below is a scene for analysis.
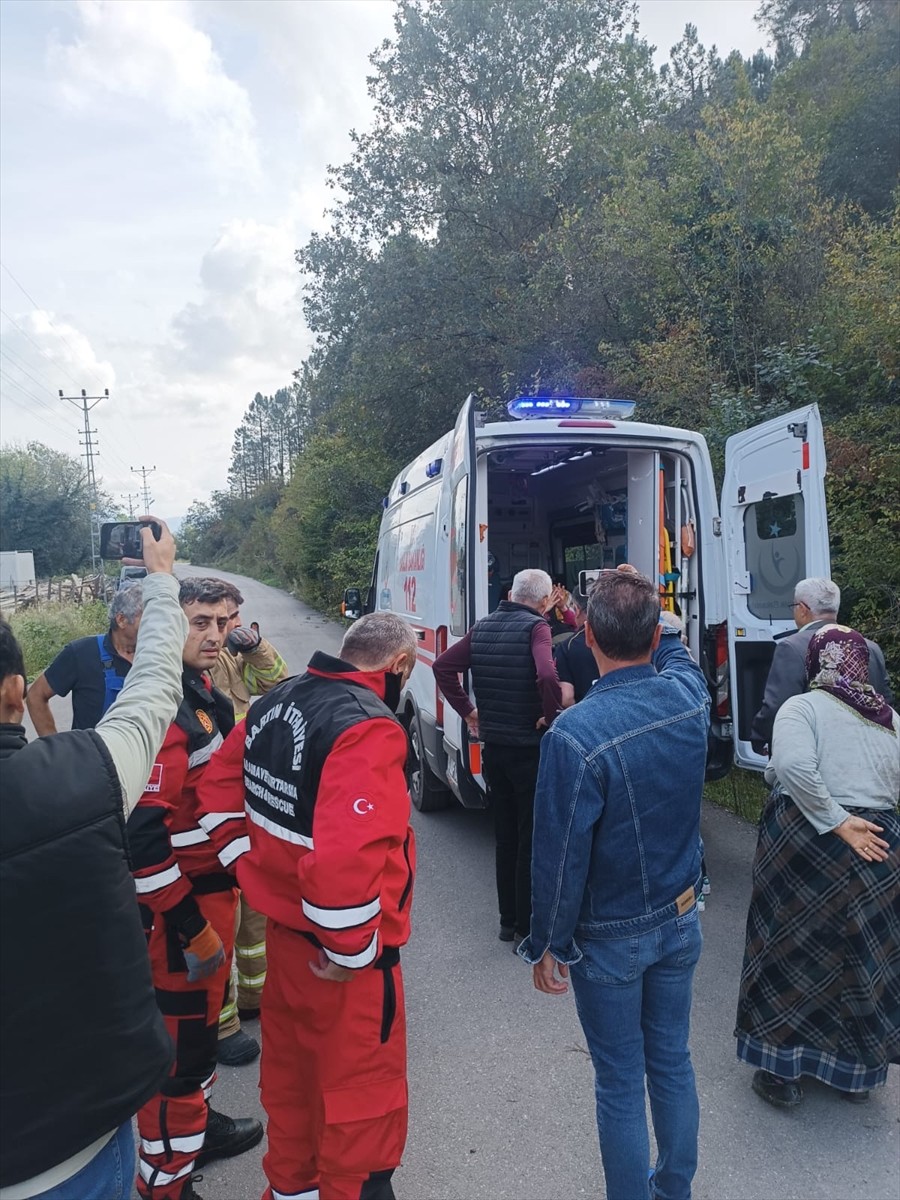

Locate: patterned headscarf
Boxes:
[806,624,894,730]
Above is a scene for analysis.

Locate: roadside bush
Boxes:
[10,601,108,679]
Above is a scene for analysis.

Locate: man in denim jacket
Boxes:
[519,568,709,1200]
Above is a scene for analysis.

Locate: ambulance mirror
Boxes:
[342,587,363,620]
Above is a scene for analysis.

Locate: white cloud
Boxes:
[164,210,308,376]
[49,0,259,179]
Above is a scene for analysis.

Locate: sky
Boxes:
[0,0,767,518]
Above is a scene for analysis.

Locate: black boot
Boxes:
[180,1175,204,1200]
[751,1069,803,1108]
[196,1108,264,1167]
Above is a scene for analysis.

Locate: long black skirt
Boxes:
[734,791,900,1091]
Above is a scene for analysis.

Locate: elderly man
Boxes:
[26,582,144,733]
[521,567,710,1200]
[751,576,893,755]
[433,568,562,945]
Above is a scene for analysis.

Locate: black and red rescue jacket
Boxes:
[127,670,235,921]
[197,652,414,968]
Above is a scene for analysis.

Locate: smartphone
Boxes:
[100,521,162,560]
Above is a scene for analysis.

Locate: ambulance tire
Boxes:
[407,709,451,813]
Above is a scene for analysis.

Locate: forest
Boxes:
[11,0,898,674]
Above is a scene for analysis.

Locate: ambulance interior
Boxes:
[478,442,701,653]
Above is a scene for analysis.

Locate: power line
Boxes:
[0,370,78,440]
[0,297,134,477]
[0,306,86,392]
[0,261,110,394]
[61,389,109,574]
[131,464,156,514]
[0,346,132,476]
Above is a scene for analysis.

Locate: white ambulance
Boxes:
[344,394,829,812]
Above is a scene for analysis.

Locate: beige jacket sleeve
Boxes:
[95,573,187,816]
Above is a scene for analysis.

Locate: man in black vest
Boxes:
[433,568,562,945]
[0,521,185,1200]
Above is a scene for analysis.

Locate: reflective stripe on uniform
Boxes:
[134,863,182,894]
[235,940,267,959]
[272,1188,320,1200]
[323,931,378,970]
[301,895,380,930]
[199,811,244,832]
[237,970,266,989]
[140,1132,205,1156]
[219,835,251,866]
[138,1160,194,1186]
[246,805,313,848]
[187,732,223,770]
[170,828,211,847]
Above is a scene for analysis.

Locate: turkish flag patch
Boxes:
[145,762,164,794]
[350,797,377,821]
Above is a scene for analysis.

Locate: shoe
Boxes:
[217,1028,260,1066]
[751,1069,803,1108]
[701,875,711,896]
[840,1089,870,1104]
[237,1005,261,1022]
[498,924,515,942]
[512,932,526,952]
[697,894,705,912]
[181,1174,204,1200]
[195,1109,264,1167]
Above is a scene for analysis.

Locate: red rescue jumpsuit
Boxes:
[127,673,238,1200]
[198,652,415,1200]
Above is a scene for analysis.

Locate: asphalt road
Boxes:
[26,565,900,1200]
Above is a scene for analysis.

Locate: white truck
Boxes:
[344,394,829,812]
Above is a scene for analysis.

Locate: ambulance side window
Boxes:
[744,493,806,620]
[450,478,468,636]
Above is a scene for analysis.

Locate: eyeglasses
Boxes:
[790,601,806,609]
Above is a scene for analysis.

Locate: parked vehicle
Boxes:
[117,565,148,589]
[345,395,829,812]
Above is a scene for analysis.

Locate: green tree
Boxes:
[272,435,395,610]
[0,442,96,576]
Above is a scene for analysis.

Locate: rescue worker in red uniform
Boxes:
[127,577,263,1200]
[197,612,418,1200]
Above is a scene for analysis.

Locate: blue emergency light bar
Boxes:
[508,396,636,421]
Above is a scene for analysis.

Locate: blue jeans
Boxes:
[571,907,702,1200]
[29,1121,134,1200]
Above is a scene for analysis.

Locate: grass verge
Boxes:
[703,767,768,824]
[10,601,109,679]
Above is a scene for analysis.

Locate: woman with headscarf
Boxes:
[735,625,899,1107]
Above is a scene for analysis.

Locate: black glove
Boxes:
[226,625,261,655]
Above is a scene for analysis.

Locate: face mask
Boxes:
[383,670,403,713]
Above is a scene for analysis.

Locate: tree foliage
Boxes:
[0,442,110,577]
[183,0,899,661]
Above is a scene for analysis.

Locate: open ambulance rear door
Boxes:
[721,404,830,769]
[444,393,487,805]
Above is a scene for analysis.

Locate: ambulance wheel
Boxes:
[408,710,451,813]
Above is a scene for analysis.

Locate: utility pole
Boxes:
[123,493,139,519]
[131,465,156,515]
[60,387,108,575]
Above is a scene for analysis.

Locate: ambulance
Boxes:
[344,394,829,812]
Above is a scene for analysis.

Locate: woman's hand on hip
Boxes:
[833,815,890,863]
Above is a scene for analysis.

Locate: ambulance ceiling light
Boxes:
[508,396,635,421]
